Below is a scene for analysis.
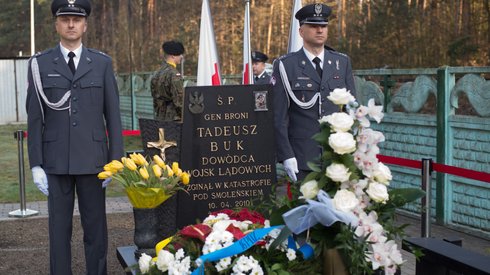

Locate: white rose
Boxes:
[366,181,389,203]
[324,112,354,132]
[156,250,175,272]
[332,189,359,212]
[138,253,153,273]
[327,88,355,105]
[329,132,356,154]
[299,180,319,199]
[326,163,351,182]
[373,162,392,185]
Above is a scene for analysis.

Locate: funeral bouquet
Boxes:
[136,208,318,274]
[274,88,425,275]
[98,153,190,208]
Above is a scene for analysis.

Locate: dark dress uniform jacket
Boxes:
[272,47,356,171]
[26,45,124,174]
[254,72,271,85]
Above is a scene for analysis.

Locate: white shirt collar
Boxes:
[303,47,324,69]
[256,70,266,79]
[59,43,83,68]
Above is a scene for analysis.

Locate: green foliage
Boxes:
[335,224,373,275]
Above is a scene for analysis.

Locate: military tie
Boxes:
[254,76,259,82]
[68,51,76,75]
[312,57,322,78]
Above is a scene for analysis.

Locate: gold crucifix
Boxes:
[146,128,177,161]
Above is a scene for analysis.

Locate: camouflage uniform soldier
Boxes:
[151,41,185,121]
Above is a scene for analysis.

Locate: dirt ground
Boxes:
[0,212,134,275]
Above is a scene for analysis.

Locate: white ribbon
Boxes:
[31,57,71,123]
[278,60,322,115]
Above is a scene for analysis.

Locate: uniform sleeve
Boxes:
[271,59,295,162]
[344,56,356,97]
[26,58,44,168]
[171,72,184,118]
[103,58,124,161]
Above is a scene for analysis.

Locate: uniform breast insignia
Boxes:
[270,76,276,86]
[295,83,300,88]
[188,91,204,114]
[336,60,340,70]
[328,60,332,65]
[307,83,313,88]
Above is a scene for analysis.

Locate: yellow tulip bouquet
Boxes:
[98,153,190,209]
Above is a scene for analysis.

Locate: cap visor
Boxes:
[56,12,87,16]
[302,20,328,25]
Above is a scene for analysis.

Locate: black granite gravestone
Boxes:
[138,118,181,240]
[178,84,276,227]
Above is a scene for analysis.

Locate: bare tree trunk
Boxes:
[267,4,274,54]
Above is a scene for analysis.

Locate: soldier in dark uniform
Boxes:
[25,0,124,274]
[252,50,271,84]
[272,3,356,183]
[151,41,185,121]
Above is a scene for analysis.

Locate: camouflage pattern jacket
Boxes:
[150,62,183,121]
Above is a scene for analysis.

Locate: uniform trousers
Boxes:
[47,174,107,275]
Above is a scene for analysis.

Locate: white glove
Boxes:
[283,158,299,182]
[32,166,48,196]
[102,178,112,188]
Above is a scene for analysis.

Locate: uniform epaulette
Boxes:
[331,51,349,58]
[88,48,110,58]
[35,48,53,57]
[277,52,295,61]
[325,46,349,58]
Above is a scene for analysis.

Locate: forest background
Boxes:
[1,0,489,75]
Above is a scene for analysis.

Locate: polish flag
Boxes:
[242,1,253,84]
[287,0,303,53]
[197,0,221,86]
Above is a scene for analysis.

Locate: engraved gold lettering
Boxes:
[195,125,258,138]
[201,154,255,165]
[210,189,264,199]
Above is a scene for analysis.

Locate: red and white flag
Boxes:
[242,1,253,84]
[197,0,221,86]
[287,0,303,53]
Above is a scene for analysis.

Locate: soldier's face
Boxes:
[252,61,265,75]
[55,15,87,44]
[299,23,328,47]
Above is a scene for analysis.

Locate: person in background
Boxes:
[25,0,124,274]
[271,3,356,183]
[252,50,271,84]
[151,41,185,121]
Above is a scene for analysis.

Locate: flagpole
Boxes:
[30,0,35,55]
[244,0,253,84]
[287,0,303,53]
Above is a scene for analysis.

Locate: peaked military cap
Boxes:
[251,51,268,62]
[162,41,185,55]
[295,3,331,25]
[51,0,91,17]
